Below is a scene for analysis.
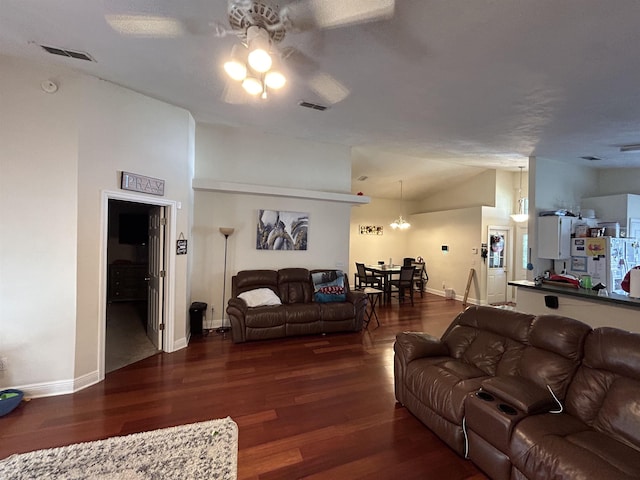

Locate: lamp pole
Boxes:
[217,227,234,334]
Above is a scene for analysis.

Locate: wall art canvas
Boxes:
[257,210,308,250]
[360,225,383,235]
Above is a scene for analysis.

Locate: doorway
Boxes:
[105,199,165,372]
[487,226,512,305]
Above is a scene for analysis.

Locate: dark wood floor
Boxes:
[1,293,487,480]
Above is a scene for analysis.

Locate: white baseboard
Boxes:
[13,370,100,399]
[171,336,188,352]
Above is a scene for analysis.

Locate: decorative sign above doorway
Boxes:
[121,171,165,196]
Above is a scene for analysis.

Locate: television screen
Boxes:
[119,213,148,245]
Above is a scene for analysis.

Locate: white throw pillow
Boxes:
[237,288,282,307]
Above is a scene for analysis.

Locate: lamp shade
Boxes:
[265,70,286,89]
[246,26,272,73]
[219,227,235,236]
[242,75,263,95]
[224,44,247,81]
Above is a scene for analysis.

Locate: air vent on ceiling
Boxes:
[40,44,95,62]
[580,156,602,161]
[298,100,328,111]
[356,175,368,181]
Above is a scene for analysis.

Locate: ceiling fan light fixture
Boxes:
[265,70,286,89]
[242,75,263,95]
[390,180,410,230]
[246,26,272,72]
[224,44,248,81]
[510,167,529,223]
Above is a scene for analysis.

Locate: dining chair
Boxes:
[389,265,416,305]
[412,262,429,298]
[403,257,415,267]
[354,262,383,290]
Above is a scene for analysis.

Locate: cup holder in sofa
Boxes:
[476,390,495,402]
[498,403,518,416]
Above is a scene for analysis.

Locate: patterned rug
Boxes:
[0,417,238,480]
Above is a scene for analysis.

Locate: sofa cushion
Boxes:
[284,303,321,324]
[278,268,313,304]
[234,270,279,295]
[513,315,591,400]
[510,413,640,480]
[244,306,285,328]
[406,358,488,424]
[319,302,353,322]
[311,270,346,303]
[565,328,640,450]
[237,288,282,307]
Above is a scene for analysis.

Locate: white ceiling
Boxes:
[2,0,640,200]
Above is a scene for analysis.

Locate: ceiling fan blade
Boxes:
[282,0,394,31]
[105,13,186,37]
[281,47,350,105]
[308,72,350,105]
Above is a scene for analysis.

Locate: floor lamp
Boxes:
[217,227,235,334]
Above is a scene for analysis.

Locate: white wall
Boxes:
[418,170,497,212]
[0,55,194,396]
[409,207,483,303]
[75,76,194,379]
[349,197,414,275]
[0,56,80,391]
[195,123,351,192]
[192,124,355,328]
[597,168,640,196]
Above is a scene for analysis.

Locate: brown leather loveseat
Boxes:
[226,268,366,343]
[394,306,640,480]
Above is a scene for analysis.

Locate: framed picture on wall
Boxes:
[359,225,383,235]
[256,209,308,250]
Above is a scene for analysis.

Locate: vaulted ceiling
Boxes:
[2,0,640,200]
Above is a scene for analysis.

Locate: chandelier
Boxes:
[223,26,286,99]
[511,166,529,223]
[390,180,411,230]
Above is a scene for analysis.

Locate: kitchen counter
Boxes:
[509,280,640,333]
[509,280,640,308]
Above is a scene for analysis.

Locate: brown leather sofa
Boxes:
[226,268,367,343]
[394,306,640,480]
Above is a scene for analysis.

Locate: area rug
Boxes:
[0,417,238,480]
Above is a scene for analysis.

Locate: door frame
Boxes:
[99,190,177,381]
[486,225,514,304]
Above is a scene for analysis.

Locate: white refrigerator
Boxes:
[569,237,639,294]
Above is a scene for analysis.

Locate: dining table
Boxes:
[364,264,402,304]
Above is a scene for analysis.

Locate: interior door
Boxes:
[487,227,509,305]
[147,206,165,349]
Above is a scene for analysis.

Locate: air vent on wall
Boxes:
[40,44,95,62]
[357,175,368,181]
[298,100,328,111]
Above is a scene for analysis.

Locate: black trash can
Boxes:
[189,302,207,335]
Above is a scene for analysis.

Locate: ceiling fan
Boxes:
[105,0,395,104]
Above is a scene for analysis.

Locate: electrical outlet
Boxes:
[442,281,446,289]
[0,357,7,372]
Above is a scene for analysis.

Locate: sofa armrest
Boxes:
[394,332,448,405]
[480,376,556,414]
[394,332,449,363]
[346,290,367,328]
[226,298,248,343]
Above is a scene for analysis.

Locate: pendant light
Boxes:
[511,167,529,223]
[390,180,411,230]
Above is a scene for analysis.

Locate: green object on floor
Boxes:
[0,392,19,400]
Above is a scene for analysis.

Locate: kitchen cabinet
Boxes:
[581,194,640,236]
[538,216,573,259]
